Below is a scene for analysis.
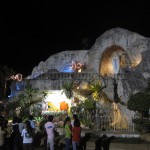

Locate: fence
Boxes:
[41,110,136,132]
[91,115,135,132]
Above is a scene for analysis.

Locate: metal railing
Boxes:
[91,115,135,132]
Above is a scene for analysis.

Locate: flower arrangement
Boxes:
[54,120,64,128]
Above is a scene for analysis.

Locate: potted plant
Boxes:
[33,116,44,127]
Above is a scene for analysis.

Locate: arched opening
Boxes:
[99,45,131,77]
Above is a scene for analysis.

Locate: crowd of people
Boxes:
[0,114,36,150]
[44,114,82,150]
[64,114,81,150]
[0,113,82,150]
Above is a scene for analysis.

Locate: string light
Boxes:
[5,74,23,82]
[5,74,23,92]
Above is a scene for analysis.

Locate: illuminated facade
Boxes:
[11,28,150,119]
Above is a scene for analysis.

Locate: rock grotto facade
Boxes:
[11,27,150,121]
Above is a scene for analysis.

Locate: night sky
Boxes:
[1,1,150,77]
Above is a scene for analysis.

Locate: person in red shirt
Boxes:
[72,119,81,150]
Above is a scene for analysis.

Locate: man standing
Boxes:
[44,115,56,150]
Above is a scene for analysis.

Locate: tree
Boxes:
[0,65,15,115]
[0,103,4,113]
[0,65,15,101]
[127,92,150,133]
[127,92,150,118]
[61,81,74,99]
[5,82,48,117]
[89,80,110,103]
[70,98,96,129]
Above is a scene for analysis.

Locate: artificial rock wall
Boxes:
[24,28,150,118]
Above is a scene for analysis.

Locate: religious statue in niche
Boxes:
[112,53,120,75]
[112,53,120,102]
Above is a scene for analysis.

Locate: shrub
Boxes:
[127,92,150,118]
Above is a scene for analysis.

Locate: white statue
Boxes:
[42,101,48,111]
[112,53,120,75]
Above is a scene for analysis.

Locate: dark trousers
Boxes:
[65,138,71,150]
[0,145,5,150]
[23,143,33,150]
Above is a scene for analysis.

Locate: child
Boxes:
[21,120,34,150]
[64,117,72,150]
[72,119,81,150]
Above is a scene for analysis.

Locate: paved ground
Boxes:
[34,147,45,150]
[33,129,140,150]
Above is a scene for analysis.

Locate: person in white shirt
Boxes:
[21,120,34,150]
[44,115,56,150]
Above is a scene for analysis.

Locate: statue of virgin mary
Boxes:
[112,53,120,75]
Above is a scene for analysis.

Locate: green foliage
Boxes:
[127,92,150,117]
[70,99,96,129]
[127,78,150,133]
[5,83,48,117]
[61,81,74,99]
[40,91,48,98]
[89,80,107,102]
[84,98,96,110]
[0,65,15,101]
[71,98,96,112]
[6,101,18,110]
[0,103,4,113]
[70,106,77,115]
[33,116,43,123]
[5,84,36,113]
[132,118,146,124]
